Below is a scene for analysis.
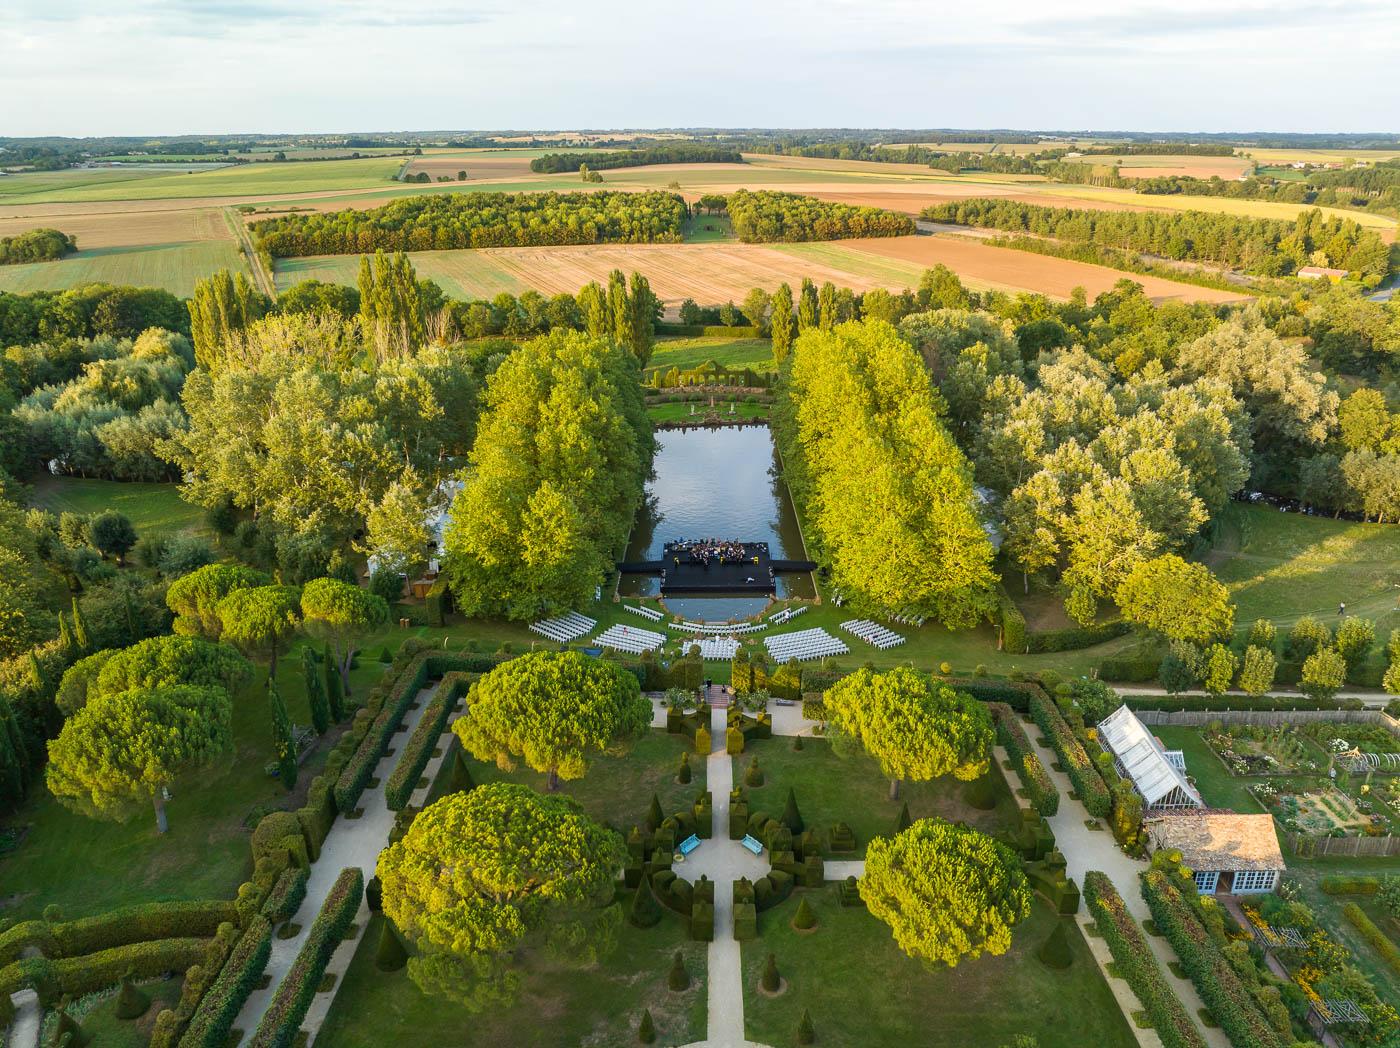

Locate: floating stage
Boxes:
[616,540,816,595]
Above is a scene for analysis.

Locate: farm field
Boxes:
[0,239,251,296]
[0,205,231,249]
[1204,504,1400,630]
[1241,148,1400,165]
[782,236,1251,303]
[1090,154,1253,179]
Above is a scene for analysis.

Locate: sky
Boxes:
[3,0,1399,137]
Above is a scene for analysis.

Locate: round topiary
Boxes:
[792,896,817,932]
[667,950,690,991]
[939,662,952,676]
[744,758,764,787]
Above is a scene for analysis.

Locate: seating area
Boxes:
[768,606,808,626]
[667,619,767,635]
[528,611,597,643]
[623,603,664,622]
[888,611,926,627]
[741,834,764,856]
[841,618,906,650]
[693,636,740,660]
[678,833,701,856]
[763,626,848,662]
[593,623,666,654]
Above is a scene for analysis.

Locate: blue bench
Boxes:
[678,834,701,856]
[741,834,764,856]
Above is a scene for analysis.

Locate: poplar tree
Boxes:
[188,269,269,371]
[303,645,331,734]
[268,678,297,791]
[797,278,818,331]
[770,283,794,363]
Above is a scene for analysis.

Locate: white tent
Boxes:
[1097,705,1203,810]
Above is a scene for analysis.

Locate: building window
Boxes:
[1232,870,1276,894]
[1193,870,1219,894]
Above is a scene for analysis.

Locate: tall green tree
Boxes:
[770,283,794,363]
[823,667,992,799]
[359,250,428,361]
[454,651,651,791]
[93,634,252,705]
[217,584,302,677]
[1116,554,1234,645]
[165,563,271,640]
[861,819,1030,967]
[378,783,624,1011]
[300,578,389,696]
[46,685,233,833]
[302,644,330,733]
[188,269,269,371]
[268,678,297,791]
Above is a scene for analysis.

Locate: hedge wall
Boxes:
[178,917,273,1048]
[1025,620,1131,654]
[1083,872,1207,1048]
[989,703,1060,816]
[249,866,363,1048]
[1343,903,1400,977]
[1,937,209,1004]
[0,899,235,966]
[948,678,1043,713]
[995,587,1027,655]
[385,672,473,810]
[1029,692,1111,818]
[262,867,310,925]
[1321,875,1381,895]
[1140,869,1288,1048]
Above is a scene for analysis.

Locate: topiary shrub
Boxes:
[676,752,692,784]
[374,919,407,972]
[725,726,744,755]
[781,788,804,834]
[792,735,804,751]
[791,897,817,932]
[667,950,690,991]
[638,1008,656,1044]
[116,972,151,1020]
[761,952,780,992]
[797,1009,816,1044]
[628,877,663,929]
[744,758,764,787]
[695,726,711,755]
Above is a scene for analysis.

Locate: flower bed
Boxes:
[1083,872,1207,1048]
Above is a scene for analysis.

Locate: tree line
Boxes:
[774,318,996,626]
[528,143,741,173]
[923,199,1393,284]
[726,190,914,243]
[0,228,77,266]
[0,284,188,348]
[250,191,688,257]
[443,330,653,619]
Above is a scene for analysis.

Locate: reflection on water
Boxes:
[621,424,813,621]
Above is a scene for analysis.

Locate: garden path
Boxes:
[231,688,437,1046]
[1013,732,1232,1048]
[6,989,38,1048]
[1111,684,1390,708]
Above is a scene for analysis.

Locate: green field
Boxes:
[651,335,774,371]
[0,240,250,296]
[28,478,209,539]
[274,248,525,299]
[743,891,1135,1048]
[648,401,771,423]
[1205,504,1400,630]
[0,157,406,203]
[683,213,735,243]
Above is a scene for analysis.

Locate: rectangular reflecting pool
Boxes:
[621,423,814,621]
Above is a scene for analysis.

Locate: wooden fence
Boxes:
[1285,833,1400,858]
[1133,708,1400,734]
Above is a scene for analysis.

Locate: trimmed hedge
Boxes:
[1321,875,1381,896]
[955,678,1043,713]
[996,587,1027,654]
[653,323,764,338]
[1140,869,1287,1048]
[178,917,273,1048]
[1098,654,1163,683]
[249,867,363,1048]
[262,867,310,925]
[0,899,235,966]
[1025,620,1130,654]
[1084,872,1207,1048]
[1029,692,1111,818]
[1343,903,1400,976]
[1,937,209,1004]
[385,672,473,810]
[989,703,1060,816]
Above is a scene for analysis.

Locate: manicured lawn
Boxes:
[0,640,388,921]
[318,909,707,1047]
[450,728,701,834]
[743,890,1136,1048]
[650,335,774,371]
[60,974,182,1046]
[1205,504,1400,633]
[28,477,210,539]
[736,735,1021,855]
[1148,726,1268,813]
[683,214,735,243]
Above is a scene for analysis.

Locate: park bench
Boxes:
[678,834,701,856]
[741,834,764,856]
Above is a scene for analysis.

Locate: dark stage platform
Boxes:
[617,540,816,594]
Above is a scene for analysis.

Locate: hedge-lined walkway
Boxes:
[231,688,437,1045]
[1015,731,1230,1048]
[7,988,38,1048]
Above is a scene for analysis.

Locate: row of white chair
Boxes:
[841,619,906,650]
[529,611,597,643]
[594,623,665,654]
[668,620,767,635]
[695,637,740,660]
[768,606,809,625]
[763,627,849,663]
[623,604,664,622]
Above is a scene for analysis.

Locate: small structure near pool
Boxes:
[1146,812,1285,895]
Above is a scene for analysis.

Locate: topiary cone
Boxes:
[895,801,912,833]
[628,875,663,928]
[792,735,804,751]
[667,950,690,991]
[638,1008,656,1044]
[761,952,780,992]
[792,896,817,931]
[797,1009,816,1044]
[115,972,150,1020]
[781,787,804,834]
[375,919,408,972]
[1036,919,1074,970]
[447,749,476,794]
[646,793,665,833]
